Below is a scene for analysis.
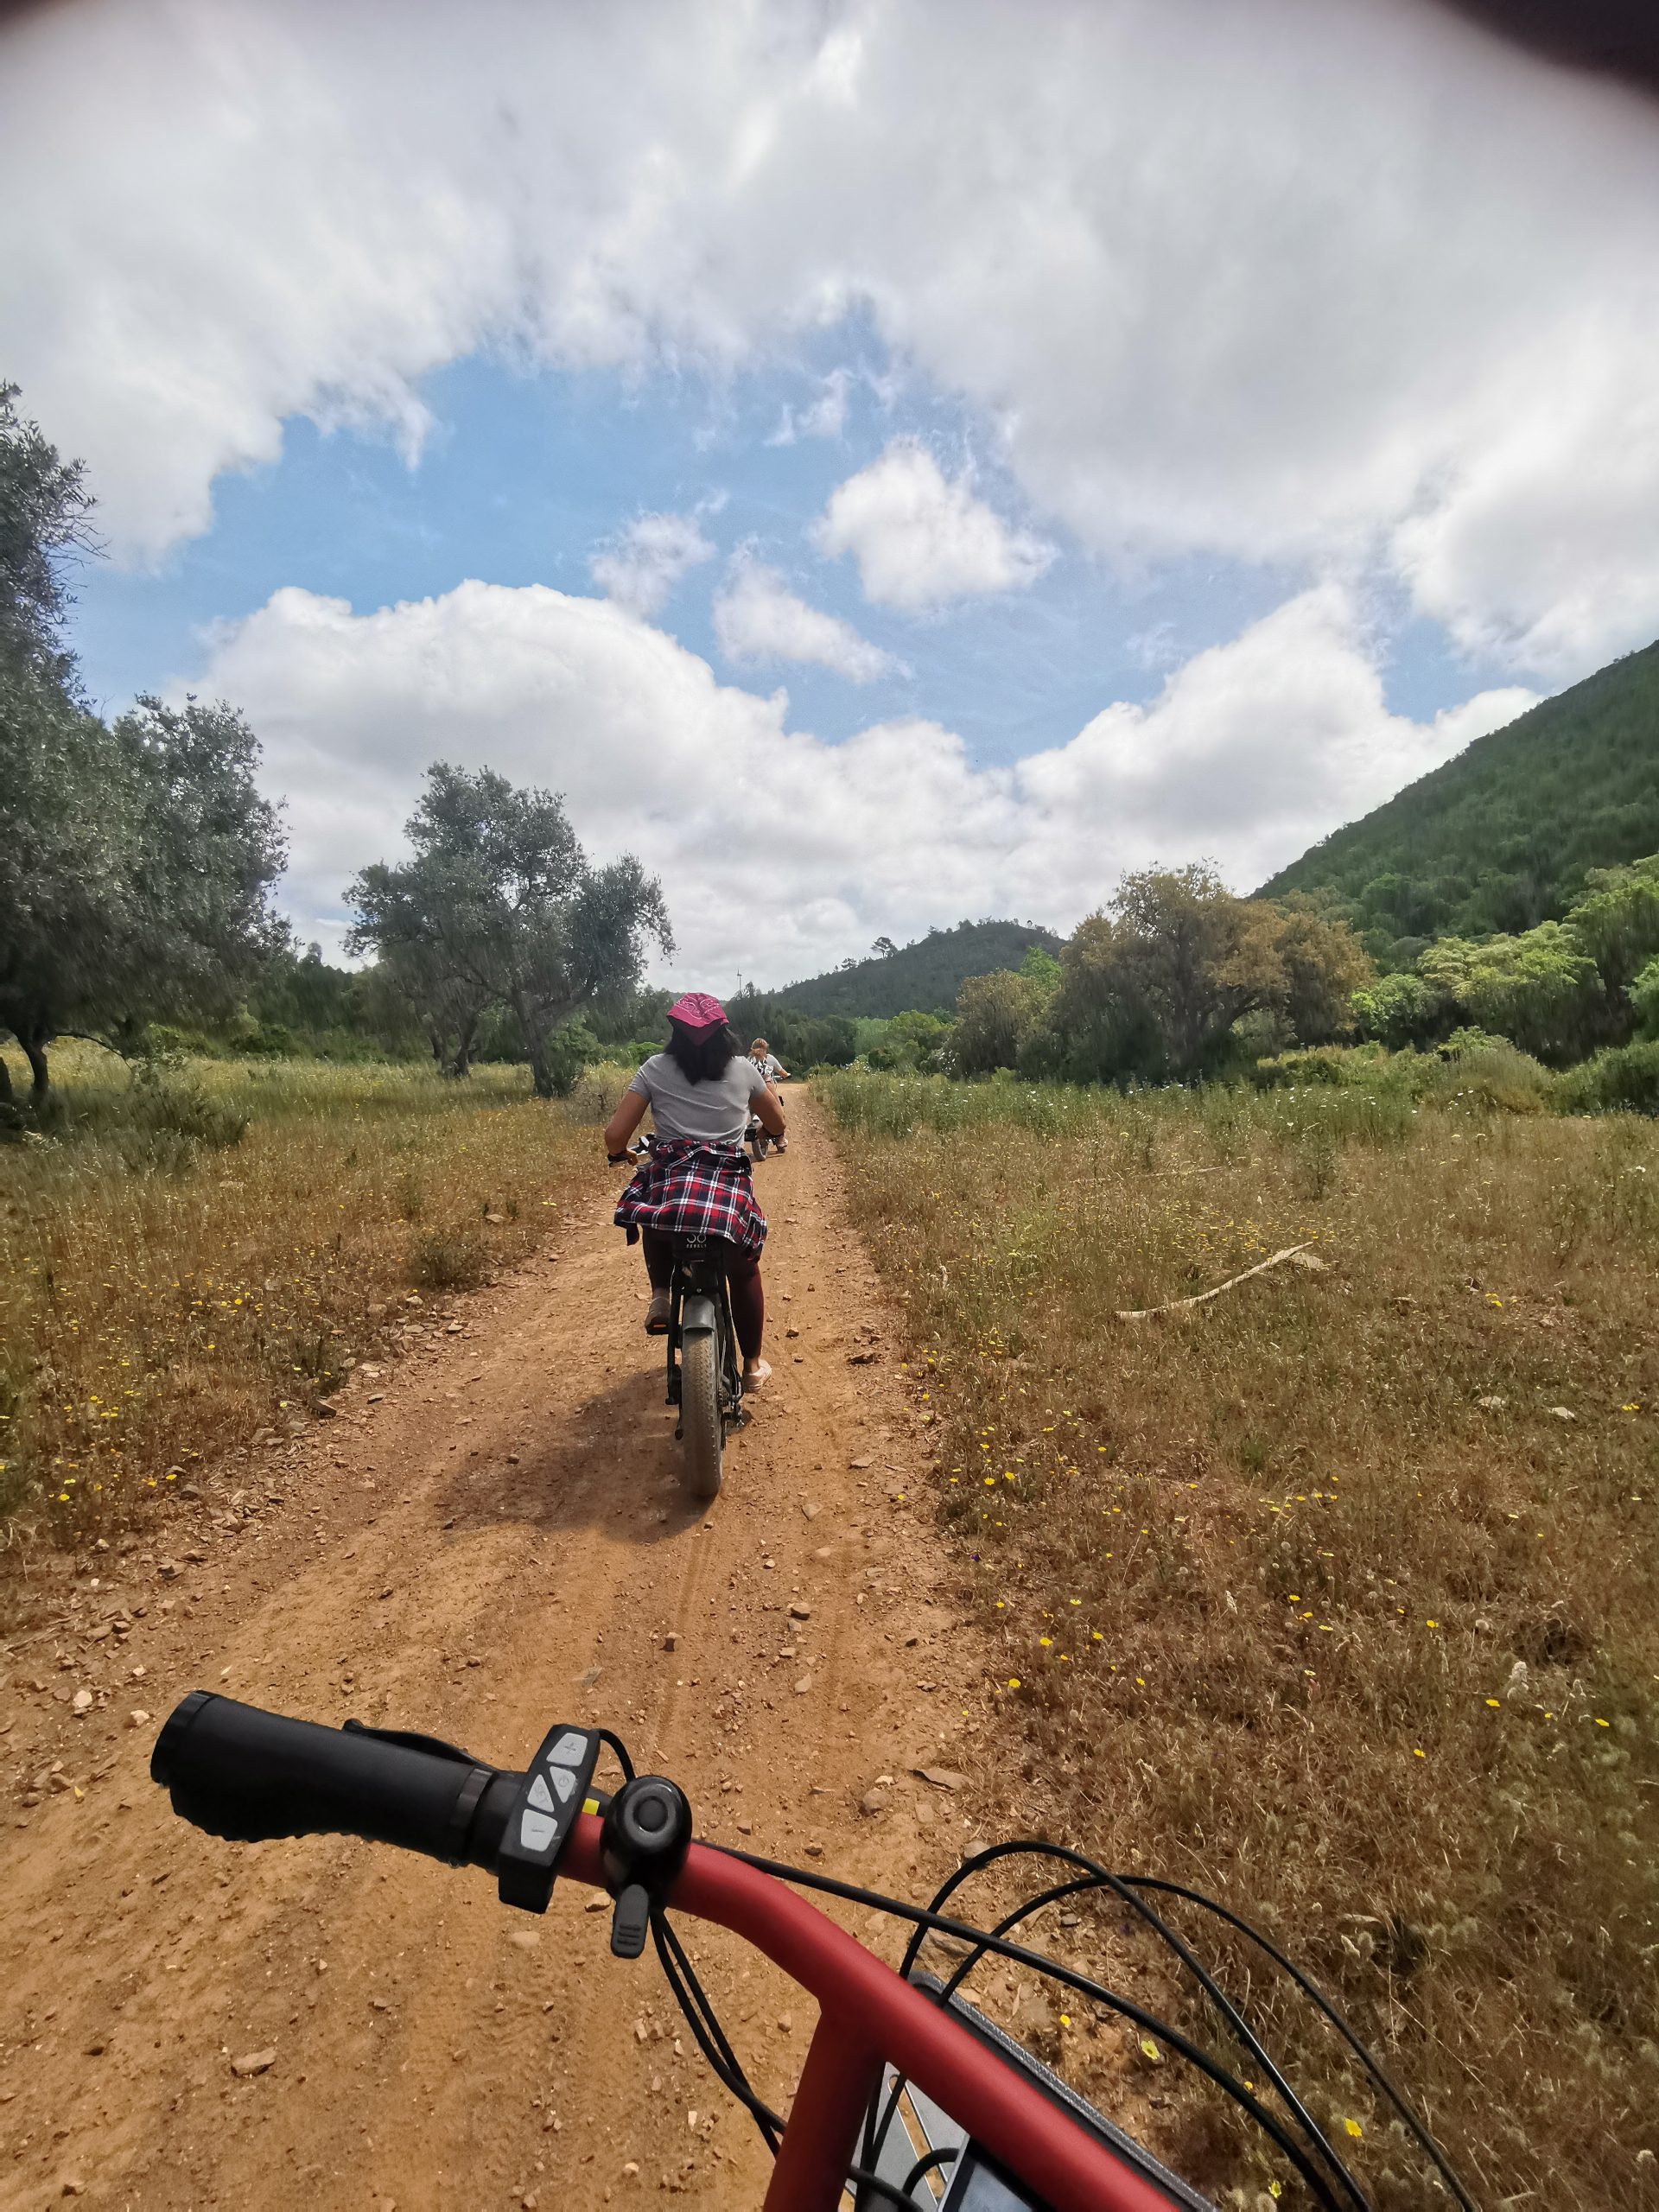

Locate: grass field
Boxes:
[824,1070,1659,2209]
[0,1046,616,1554]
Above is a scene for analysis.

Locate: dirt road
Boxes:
[0,1092,989,2209]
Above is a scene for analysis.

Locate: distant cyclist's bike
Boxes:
[616,1135,745,1501]
[664,1227,745,1500]
[747,1109,773,1161]
[152,1694,1476,2212]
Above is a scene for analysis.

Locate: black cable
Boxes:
[868,1874,1122,2177]
[906,1842,1363,2212]
[657,1910,763,2112]
[649,1910,784,2154]
[597,1726,1449,2209]
[596,1727,635,1783]
[708,1842,1348,2212]
[848,2160,932,2209]
[934,1875,1097,2008]
[648,1916,953,2208]
[1122,1878,1477,2212]
[872,1865,1104,2175]
[594,1733,778,2162]
[901,2143,959,2196]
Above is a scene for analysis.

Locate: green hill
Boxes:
[766,918,1064,1018]
[1260,638,1659,963]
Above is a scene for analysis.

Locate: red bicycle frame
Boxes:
[560,1815,1179,2212]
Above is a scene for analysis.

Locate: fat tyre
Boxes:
[679,1330,724,1500]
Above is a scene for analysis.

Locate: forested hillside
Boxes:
[1261,639,1659,966]
[770,918,1063,1018]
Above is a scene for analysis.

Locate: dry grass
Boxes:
[824,1071,1659,2209]
[0,1045,616,1560]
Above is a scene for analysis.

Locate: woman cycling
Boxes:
[605,994,785,1389]
[747,1037,790,1153]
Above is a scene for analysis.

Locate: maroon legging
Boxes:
[640,1229,765,1361]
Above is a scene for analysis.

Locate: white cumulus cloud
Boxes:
[813,441,1054,611]
[188,577,1534,982]
[7,0,1659,673]
[1011,586,1536,895]
[712,551,900,682]
[589,511,716,617]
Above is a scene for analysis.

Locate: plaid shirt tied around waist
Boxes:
[613,1138,768,1259]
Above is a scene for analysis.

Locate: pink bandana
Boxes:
[666,991,728,1031]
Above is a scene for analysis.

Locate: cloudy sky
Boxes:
[4,0,1656,988]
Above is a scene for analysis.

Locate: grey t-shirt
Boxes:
[627,1051,770,1147]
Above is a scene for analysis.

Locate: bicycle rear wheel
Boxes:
[679,1329,724,1500]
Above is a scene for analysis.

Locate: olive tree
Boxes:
[1,387,286,1103]
[348,765,671,1097]
[0,694,288,1099]
[1045,867,1371,1082]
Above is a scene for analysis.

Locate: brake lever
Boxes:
[341,1719,484,1766]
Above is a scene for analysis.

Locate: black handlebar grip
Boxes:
[151,1692,504,1866]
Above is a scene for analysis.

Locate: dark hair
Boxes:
[665,1018,739,1085]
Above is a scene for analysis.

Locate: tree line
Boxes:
[934,868,1370,1082]
[7,376,1656,1111]
[1350,859,1659,1065]
[864,855,1659,1089]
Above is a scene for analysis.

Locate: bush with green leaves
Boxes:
[1351,969,1445,1049]
[1628,956,1659,1040]
[1555,1039,1659,1116]
[867,1008,955,1072]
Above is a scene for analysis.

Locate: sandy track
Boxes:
[1,1092,988,2209]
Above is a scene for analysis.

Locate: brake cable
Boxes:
[1121,1876,1477,2212]
[708,1842,1351,2211]
[895,1840,1366,2212]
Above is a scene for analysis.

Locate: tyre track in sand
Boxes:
[0,1090,990,2209]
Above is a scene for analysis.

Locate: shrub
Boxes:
[410,1227,490,1290]
[1351,969,1444,1049]
[868,1009,955,1073]
[125,1075,251,1148]
[562,1059,634,1126]
[1249,1045,1389,1088]
[1434,1036,1554,1115]
[1438,1024,1510,1058]
[1556,1038,1659,1116]
[1628,955,1659,1040]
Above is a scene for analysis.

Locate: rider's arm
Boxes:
[753,1086,785,1138]
[603,1091,648,1157]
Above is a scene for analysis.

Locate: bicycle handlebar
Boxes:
[149,1693,1212,2212]
[151,1690,517,1869]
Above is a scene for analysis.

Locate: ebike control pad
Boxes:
[497,1724,601,1912]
